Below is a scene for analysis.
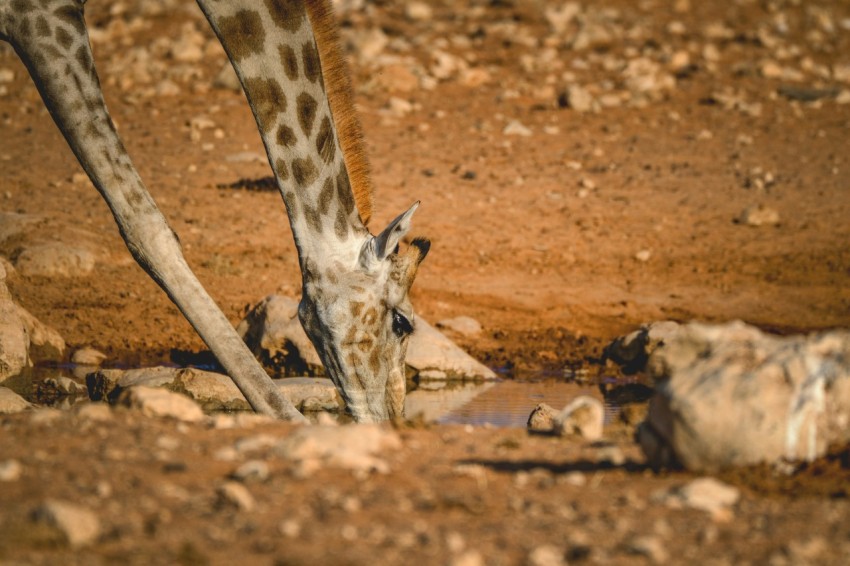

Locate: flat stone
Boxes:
[654,477,740,522]
[274,424,401,475]
[0,386,30,413]
[14,242,98,277]
[71,347,107,366]
[639,321,850,471]
[116,385,206,422]
[33,500,100,548]
[217,481,256,512]
[605,321,681,371]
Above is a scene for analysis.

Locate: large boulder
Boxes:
[0,260,65,382]
[638,321,850,472]
[238,295,496,381]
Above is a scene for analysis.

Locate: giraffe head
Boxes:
[298,202,429,422]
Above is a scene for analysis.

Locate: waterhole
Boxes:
[7,364,633,427]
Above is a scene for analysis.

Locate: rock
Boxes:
[237,295,324,375]
[625,535,669,564]
[527,403,558,432]
[0,386,30,413]
[275,424,401,475]
[41,376,87,396]
[0,68,14,83]
[503,120,532,137]
[71,347,107,366]
[604,321,681,372]
[737,204,780,227]
[404,2,432,21]
[14,242,98,277]
[654,477,740,522]
[559,84,595,112]
[73,402,113,421]
[33,500,100,547]
[436,316,482,338]
[240,295,494,382]
[374,64,420,93]
[116,385,206,422]
[528,544,567,566]
[407,318,496,381]
[217,481,256,511]
[544,3,581,34]
[350,28,388,60]
[231,460,270,483]
[0,459,22,481]
[553,396,604,440]
[639,321,850,471]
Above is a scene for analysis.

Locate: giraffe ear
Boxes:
[360,201,420,268]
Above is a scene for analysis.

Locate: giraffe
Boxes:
[0,0,429,423]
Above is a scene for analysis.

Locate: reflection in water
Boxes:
[435,380,604,428]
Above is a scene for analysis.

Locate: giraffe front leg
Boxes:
[1,0,305,422]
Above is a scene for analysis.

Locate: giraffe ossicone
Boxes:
[0,0,429,422]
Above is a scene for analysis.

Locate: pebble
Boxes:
[737,204,780,227]
[560,84,594,112]
[528,544,566,566]
[503,120,532,137]
[635,249,652,262]
[71,347,107,367]
[655,477,740,521]
[33,500,101,548]
[231,459,270,483]
[404,2,433,22]
[0,68,14,83]
[527,403,558,432]
[217,481,256,512]
[626,535,669,564]
[450,549,484,566]
[0,459,23,481]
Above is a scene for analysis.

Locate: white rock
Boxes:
[0,387,30,413]
[14,242,98,277]
[34,500,100,547]
[527,403,558,432]
[503,120,532,137]
[436,316,483,337]
[639,322,850,471]
[626,535,669,564]
[0,459,22,481]
[562,84,594,112]
[71,347,107,366]
[655,477,740,522]
[544,3,581,34]
[231,459,270,483]
[738,204,780,227]
[117,386,205,422]
[275,424,401,475]
[407,318,497,381]
[0,68,14,83]
[553,396,604,440]
[350,28,388,59]
[404,2,433,21]
[217,481,256,511]
[528,544,566,566]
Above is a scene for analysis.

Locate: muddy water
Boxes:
[11,366,614,427]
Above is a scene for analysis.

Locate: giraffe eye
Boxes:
[392,310,413,337]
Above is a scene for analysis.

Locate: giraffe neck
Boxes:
[197,0,369,269]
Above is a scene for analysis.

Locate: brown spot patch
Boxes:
[318,178,334,215]
[302,41,321,84]
[291,158,318,188]
[334,210,349,240]
[283,190,298,216]
[264,0,306,32]
[53,4,85,35]
[296,92,318,138]
[363,307,377,326]
[350,302,364,317]
[218,10,265,61]
[279,44,299,81]
[369,348,381,374]
[11,0,34,13]
[55,26,73,50]
[276,124,296,147]
[35,15,50,38]
[315,116,335,164]
[336,168,355,216]
[275,159,290,181]
[302,203,323,234]
[244,77,285,129]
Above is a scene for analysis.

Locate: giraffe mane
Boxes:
[305,0,374,227]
